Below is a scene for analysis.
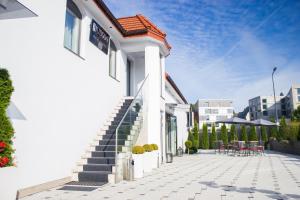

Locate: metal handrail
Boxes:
[114,74,149,182]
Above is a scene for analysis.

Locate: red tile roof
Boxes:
[92,0,171,50]
[117,15,171,50]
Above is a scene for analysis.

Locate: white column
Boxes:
[144,45,161,147]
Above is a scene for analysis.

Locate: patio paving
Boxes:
[22,151,300,200]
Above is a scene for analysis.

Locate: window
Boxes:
[298,96,300,102]
[227,109,233,114]
[263,105,267,109]
[297,88,300,95]
[109,40,117,79]
[262,99,267,103]
[64,0,82,54]
[263,111,268,116]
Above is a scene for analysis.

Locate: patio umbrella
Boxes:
[251,119,278,126]
[251,119,278,144]
[216,117,253,125]
[216,117,253,141]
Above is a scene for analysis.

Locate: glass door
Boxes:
[166,114,177,155]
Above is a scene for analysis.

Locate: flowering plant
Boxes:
[0,156,9,167]
[0,141,6,148]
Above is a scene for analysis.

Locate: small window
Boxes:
[298,96,300,102]
[263,111,268,116]
[297,88,300,95]
[263,105,267,109]
[109,40,117,79]
[64,0,82,54]
[262,99,267,103]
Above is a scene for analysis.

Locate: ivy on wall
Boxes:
[0,68,14,167]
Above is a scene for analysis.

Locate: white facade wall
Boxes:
[0,1,169,199]
[197,100,234,131]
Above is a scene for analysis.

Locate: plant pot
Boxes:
[132,154,144,179]
[152,150,159,169]
[143,152,152,173]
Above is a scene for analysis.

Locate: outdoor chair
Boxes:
[215,140,225,154]
[248,141,259,155]
[233,141,248,156]
[257,141,265,155]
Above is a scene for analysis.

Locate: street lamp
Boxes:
[272,67,278,124]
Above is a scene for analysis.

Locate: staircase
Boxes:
[70,98,142,186]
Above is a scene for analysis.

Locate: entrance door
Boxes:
[166,114,177,155]
[126,59,131,96]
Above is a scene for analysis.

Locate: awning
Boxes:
[216,117,253,125]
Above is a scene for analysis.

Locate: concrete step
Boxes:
[83,164,114,172]
[87,157,115,164]
[78,171,110,182]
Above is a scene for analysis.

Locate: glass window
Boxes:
[64,0,81,54]
[263,111,268,116]
[262,99,267,103]
[263,105,267,109]
[298,96,300,102]
[227,109,233,114]
[297,88,300,95]
[109,40,117,78]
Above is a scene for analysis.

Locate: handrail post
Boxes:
[114,74,149,183]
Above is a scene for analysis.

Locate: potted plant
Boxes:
[132,146,145,179]
[143,144,154,172]
[185,140,192,154]
[150,144,159,168]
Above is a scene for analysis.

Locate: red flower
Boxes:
[0,141,6,148]
[0,157,10,167]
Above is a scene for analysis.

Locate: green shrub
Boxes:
[287,124,298,143]
[202,123,209,149]
[261,126,268,144]
[209,124,217,149]
[0,68,14,167]
[249,126,258,141]
[280,140,289,145]
[241,125,248,142]
[185,140,192,154]
[143,144,153,152]
[132,146,145,154]
[278,116,288,141]
[220,124,228,146]
[229,124,237,143]
[192,122,199,149]
[150,144,158,150]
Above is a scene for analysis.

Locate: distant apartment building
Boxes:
[249,96,284,120]
[196,99,234,131]
[284,84,300,118]
[248,84,300,120]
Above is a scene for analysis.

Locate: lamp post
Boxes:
[272,67,278,125]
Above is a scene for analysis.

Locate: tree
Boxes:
[229,124,237,143]
[241,125,248,142]
[249,126,258,141]
[292,106,300,121]
[220,124,228,146]
[261,126,268,144]
[209,124,217,149]
[278,116,288,141]
[192,122,199,149]
[202,123,209,149]
[269,117,278,139]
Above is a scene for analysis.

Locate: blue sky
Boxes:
[104,0,300,111]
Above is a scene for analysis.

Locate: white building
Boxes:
[196,99,234,131]
[285,84,300,118]
[165,73,191,155]
[249,96,284,121]
[248,84,300,120]
[0,0,190,199]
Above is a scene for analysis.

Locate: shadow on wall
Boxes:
[7,101,26,120]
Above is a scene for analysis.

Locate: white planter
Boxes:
[152,150,159,169]
[132,154,144,179]
[143,152,152,172]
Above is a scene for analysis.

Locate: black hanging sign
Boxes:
[89,19,110,54]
